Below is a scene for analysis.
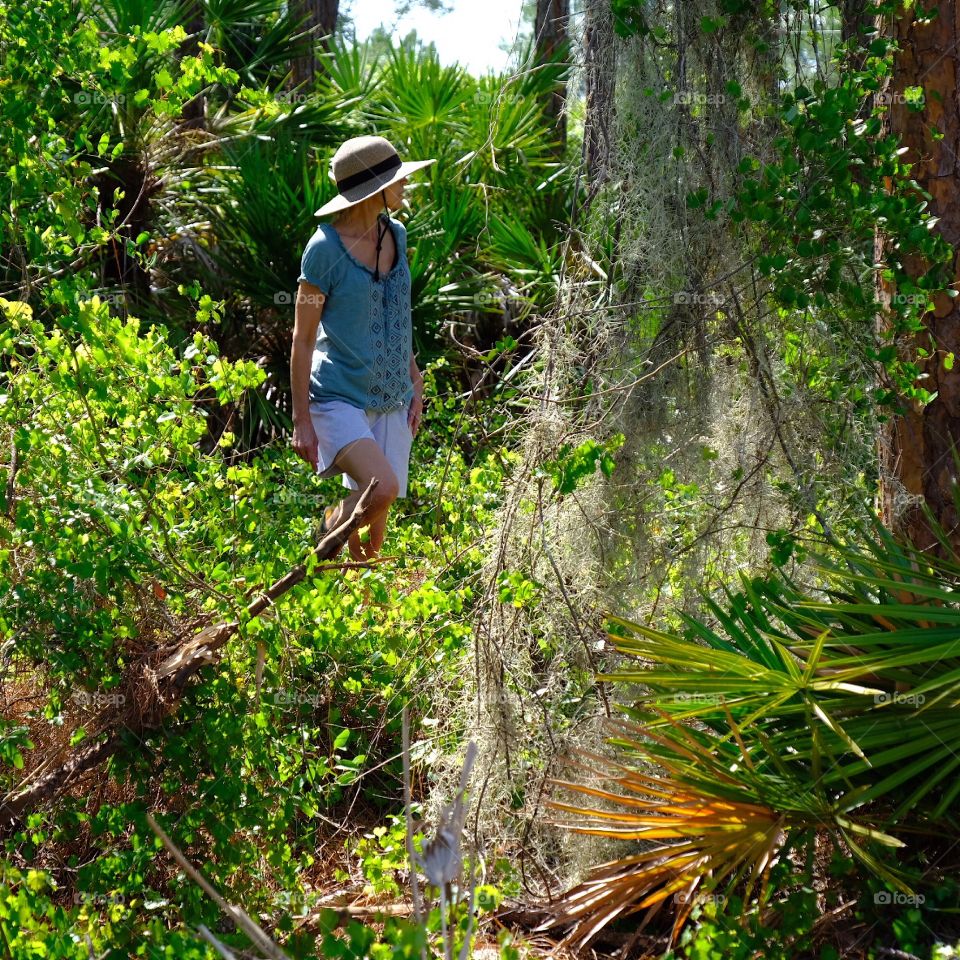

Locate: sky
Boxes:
[344,0,528,76]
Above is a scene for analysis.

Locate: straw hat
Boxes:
[314,135,436,217]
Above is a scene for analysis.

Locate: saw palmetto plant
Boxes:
[545,520,960,946]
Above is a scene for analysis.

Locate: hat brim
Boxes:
[314,158,436,217]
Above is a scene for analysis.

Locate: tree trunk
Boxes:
[535,0,570,152]
[841,0,873,68]
[291,0,339,88]
[92,157,156,303]
[876,2,960,554]
[580,0,615,207]
[842,0,875,126]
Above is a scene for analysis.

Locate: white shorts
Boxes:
[309,397,413,498]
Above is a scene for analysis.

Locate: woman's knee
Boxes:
[335,439,398,507]
[347,472,399,514]
[369,471,399,510]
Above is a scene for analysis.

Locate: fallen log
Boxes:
[0,480,379,835]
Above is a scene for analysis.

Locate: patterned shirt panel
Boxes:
[298,216,414,411]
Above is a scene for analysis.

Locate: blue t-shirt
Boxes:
[297,214,414,411]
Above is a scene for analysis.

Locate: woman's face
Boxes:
[384,176,408,210]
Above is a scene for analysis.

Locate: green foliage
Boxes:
[737,62,953,405]
[0,294,259,684]
[0,863,214,959]
[539,434,625,495]
[18,0,960,956]
[348,815,415,898]
[673,0,956,412]
[611,0,779,41]
[666,878,822,960]
[0,274,507,948]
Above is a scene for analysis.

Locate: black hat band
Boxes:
[336,153,402,193]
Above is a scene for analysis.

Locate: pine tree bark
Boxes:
[581,0,615,204]
[291,0,339,87]
[535,0,570,151]
[876,2,960,554]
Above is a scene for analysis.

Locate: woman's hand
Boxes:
[408,382,424,437]
[292,418,319,469]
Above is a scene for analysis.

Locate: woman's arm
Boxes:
[290,282,326,467]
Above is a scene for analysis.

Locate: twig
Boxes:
[5,428,17,520]
[146,812,290,960]
[535,481,611,717]
[402,705,427,960]
[195,925,239,960]
[457,854,479,960]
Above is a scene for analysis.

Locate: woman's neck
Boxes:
[335,202,386,237]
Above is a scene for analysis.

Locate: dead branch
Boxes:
[0,480,379,834]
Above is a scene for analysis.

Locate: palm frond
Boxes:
[319,34,382,100]
[484,215,563,308]
[373,44,472,159]
[201,0,314,87]
[545,718,807,947]
[546,525,960,946]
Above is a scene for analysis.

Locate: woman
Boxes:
[290,135,435,561]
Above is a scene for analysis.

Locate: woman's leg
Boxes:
[363,510,390,557]
[327,437,399,561]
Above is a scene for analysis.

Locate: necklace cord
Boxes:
[373,190,389,281]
